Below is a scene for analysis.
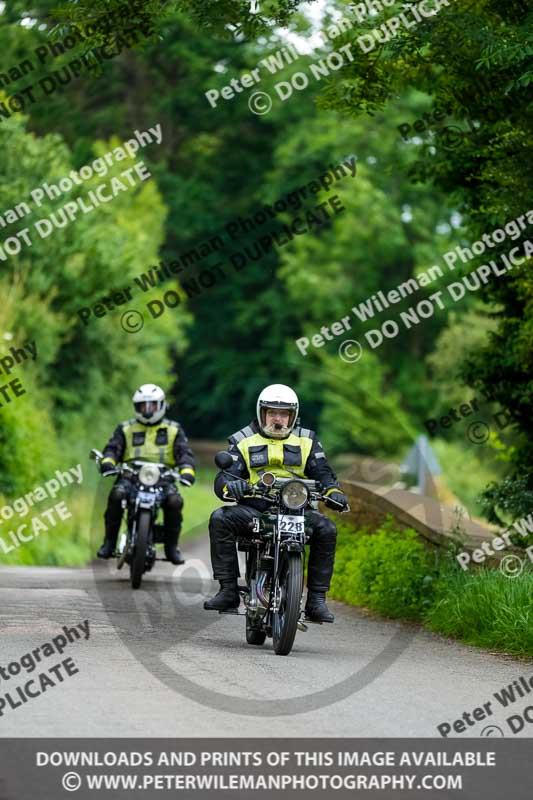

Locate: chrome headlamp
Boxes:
[138,463,161,486]
[281,480,309,510]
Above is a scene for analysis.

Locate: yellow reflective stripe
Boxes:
[101,457,116,465]
[180,467,195,476]
[325,487,339,496]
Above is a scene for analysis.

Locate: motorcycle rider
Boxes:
[96,383,196,564]
[204,384,348,622]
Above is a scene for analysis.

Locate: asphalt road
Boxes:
[1,534,531,738]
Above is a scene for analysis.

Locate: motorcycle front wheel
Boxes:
[272,551,303,656]
[130,509,151,589]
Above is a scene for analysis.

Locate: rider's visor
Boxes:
[260,404,296,428]
[135,401,158,416]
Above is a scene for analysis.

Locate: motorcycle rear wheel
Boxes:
[272,552,303,656]
[130,509,151,589]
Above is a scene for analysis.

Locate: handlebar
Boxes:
[89,449,188,486]
[235,482,350,513]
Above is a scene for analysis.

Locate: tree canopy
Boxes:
[0,0,530,521]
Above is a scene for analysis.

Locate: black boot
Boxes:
[97,532,117,559]
[305,591,334,623]
[164,530,185,565]
[204,579,240,611]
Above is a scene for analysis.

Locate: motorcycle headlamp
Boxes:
[281,480,308,510]
[139,464,161,486]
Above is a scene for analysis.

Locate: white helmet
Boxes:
[132,383,166,425]
[256,384,299,439]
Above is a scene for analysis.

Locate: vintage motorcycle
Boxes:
[91,448,189,589]
[214,451,349,656]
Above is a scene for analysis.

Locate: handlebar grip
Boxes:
[322,496,349,511]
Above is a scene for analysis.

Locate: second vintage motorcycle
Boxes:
[91,448,189,589]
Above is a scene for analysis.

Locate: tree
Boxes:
[268,0,532,519]
[0,109,188,490]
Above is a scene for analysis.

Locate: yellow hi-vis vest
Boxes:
[121,418,180,464]
[233,427,314,485]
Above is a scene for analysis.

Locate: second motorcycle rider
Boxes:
[97,383,196,564]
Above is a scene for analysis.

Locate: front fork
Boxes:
[244,542,261,612]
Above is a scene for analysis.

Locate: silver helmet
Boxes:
[256,384,299,439]
[132,383,166,425]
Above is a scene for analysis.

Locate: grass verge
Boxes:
[0,469,220,567]
[329,518,533,657]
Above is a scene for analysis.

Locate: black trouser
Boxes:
[208,505,337,592]
[104,478,183,542]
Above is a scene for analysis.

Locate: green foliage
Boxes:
[1,0,529,563]
[0,373,60,496]
[0,109,191,493]
[6,0,485,452]
[331,517,532,655]
[426,307,500,409]
[330,518,438,619]
[174,0,308,38]
[431,439,504,517]
[425,565,533,656]
[310,0,533,519]
[294,352,414,457]
[480,475,533,526]
[0,470,218,566]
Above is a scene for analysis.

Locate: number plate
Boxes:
[277,514,304,534]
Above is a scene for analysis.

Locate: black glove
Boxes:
[100,460,116,475]
[225,479,250,501]
[180,473,196,487]
[324,489,348,510]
